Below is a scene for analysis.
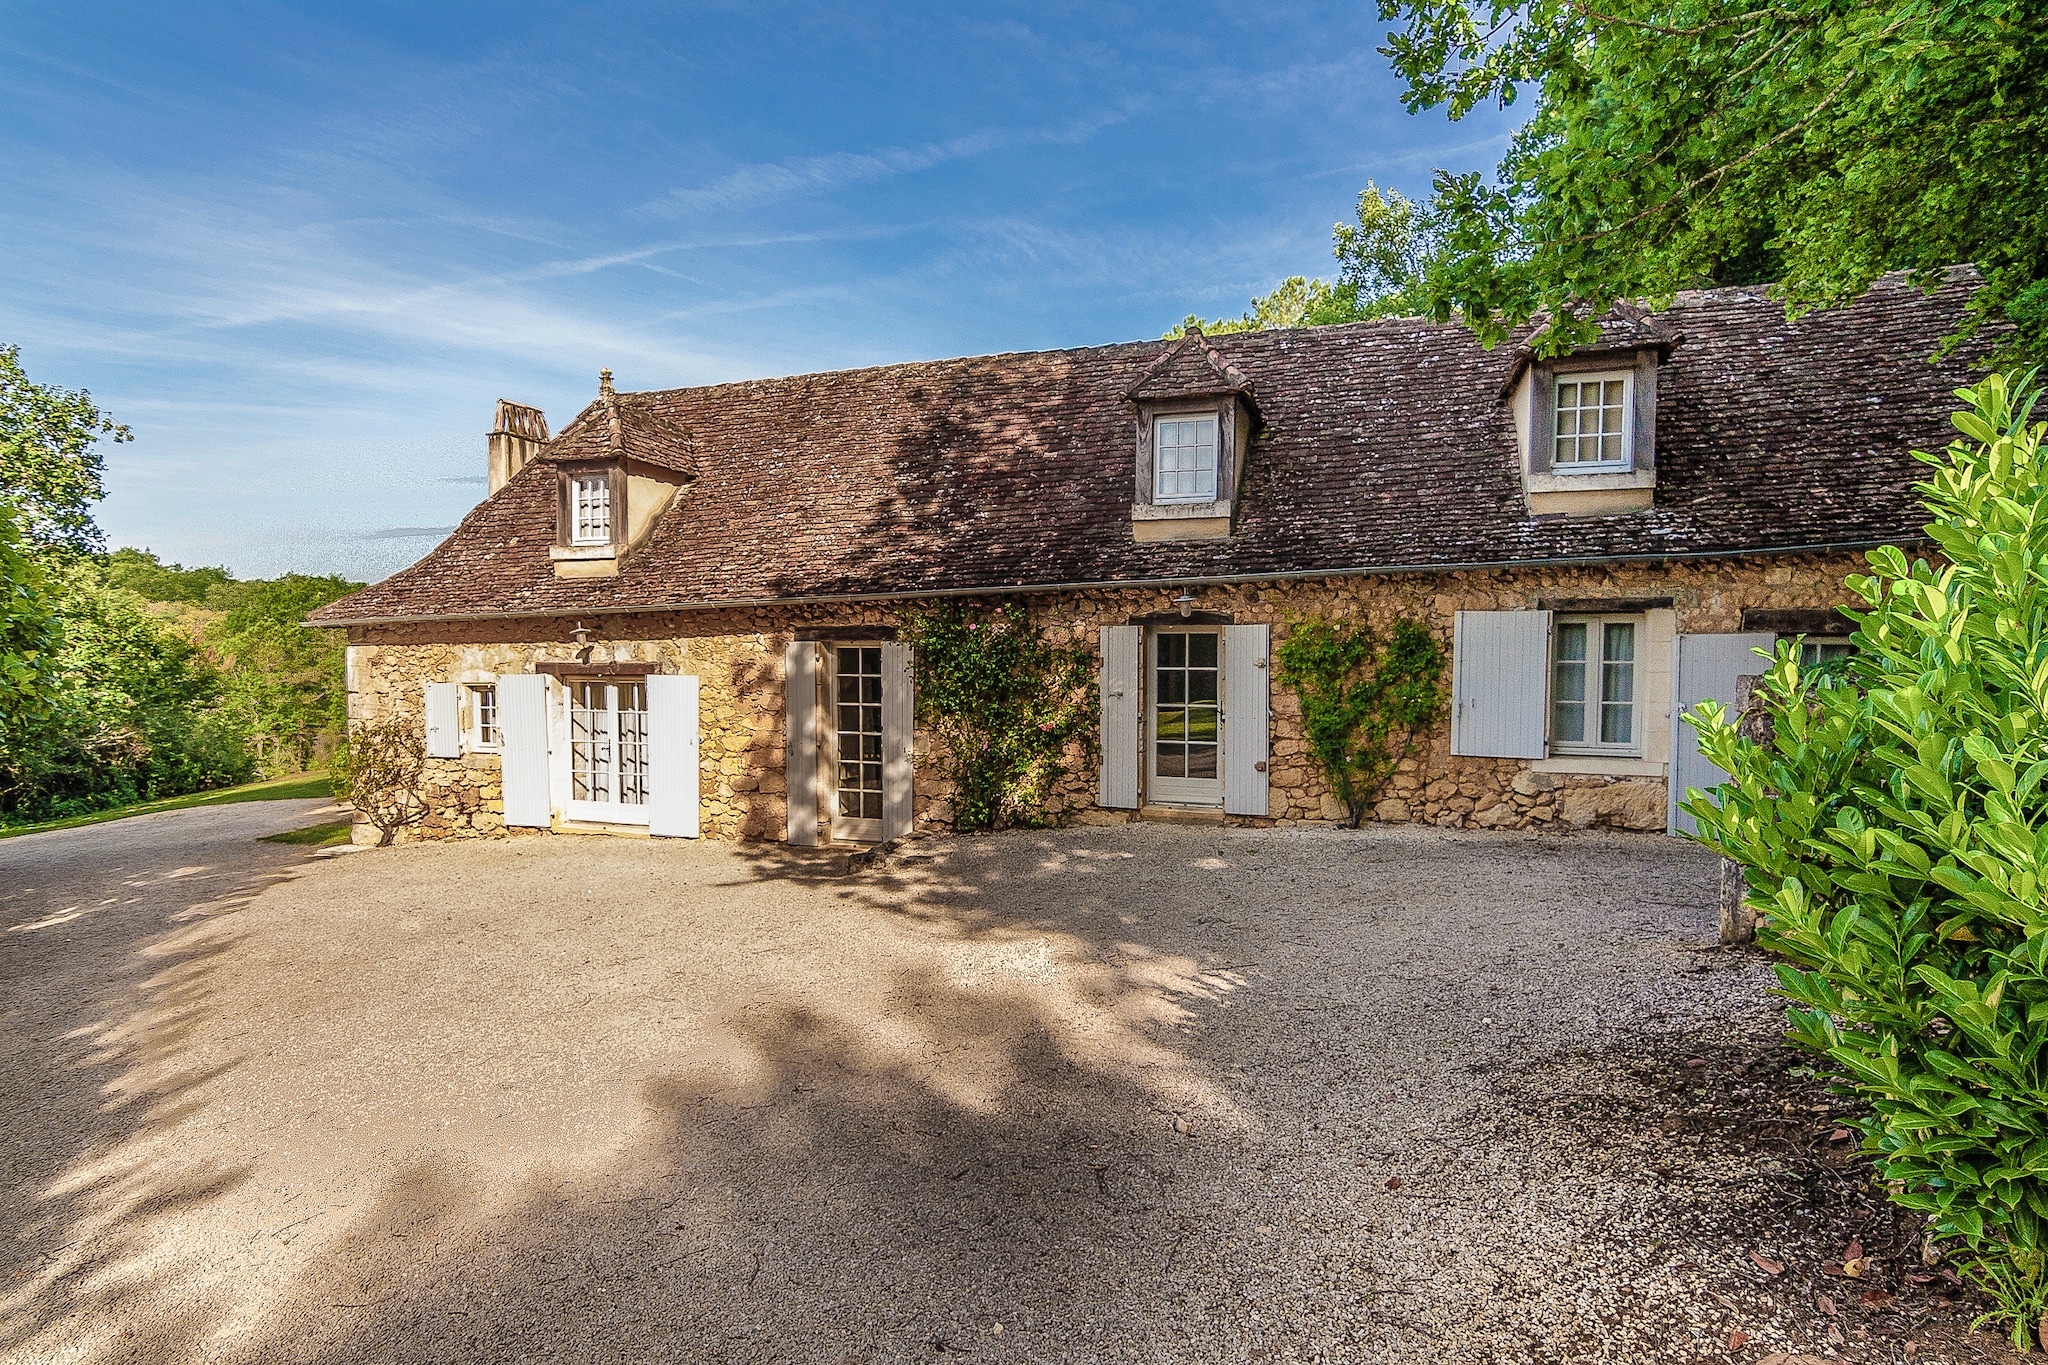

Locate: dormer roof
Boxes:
[1498,304,1685,396]
[1126,328,1258,411]
[542,376,700,478]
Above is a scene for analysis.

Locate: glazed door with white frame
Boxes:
[1149,628,1223,807]
[830,645,886,842]
[565,677,650,825]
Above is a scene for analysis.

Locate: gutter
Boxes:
[304,536,1928,630]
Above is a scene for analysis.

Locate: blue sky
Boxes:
[1,2,1520,582]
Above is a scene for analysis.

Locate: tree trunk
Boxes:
[1719,857,1755,945]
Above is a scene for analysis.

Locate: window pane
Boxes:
[1600,623,1636,745]
[1157,670,1185,703]
[1188,632,1218,668]
[1186,745,1218,779]
[1602,434,1623,460]
[1156,747,1185,778]
[1552,622,1588,744]
[1186,708,1219,743]
[1189,670,1218,703]
[1154,415,1218,502]
[1157,707,1187,741]
[1558,408,1579,437]
[1558,382,1578,408]
[1158,633,1185,668]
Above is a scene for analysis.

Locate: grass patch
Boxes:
[0,771,335,840]
[261,820,353,847]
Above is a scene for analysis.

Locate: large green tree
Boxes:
[0,501,58,727]
[1377,0,2047,361]
[0,344,130,554]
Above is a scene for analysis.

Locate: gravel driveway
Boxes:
[0,816,2013,1364]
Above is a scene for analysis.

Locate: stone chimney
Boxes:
[488,399,550,495]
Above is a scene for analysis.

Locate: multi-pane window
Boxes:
[835,646,884,823]
[1799,638,1853,668]
[1153,415,1218,503]
[1551,616,1638,751]
[569,679,647,808]
[1553,374,1630,467]
[470,683,498,748]
[571,474,612,545]
[1153,631,1221,780]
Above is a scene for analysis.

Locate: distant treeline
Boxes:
[0,549,358,824]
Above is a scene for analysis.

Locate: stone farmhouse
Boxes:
[311,271,1980,846]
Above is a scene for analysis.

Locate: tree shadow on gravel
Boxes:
[201,962,1273,1365]
[0,840,309,1363]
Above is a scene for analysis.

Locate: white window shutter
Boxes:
[1450,610,1552,759]
[881,642,915,841]
[784,641,821,846]
[1222,624,1270,815]
[1098,626,1141,809]
[1668,632,1776,836]
[497,674,552,828]
[424,682,460,758]
[645,674,701,839]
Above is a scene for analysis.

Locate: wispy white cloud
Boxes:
[638,112,1130,220]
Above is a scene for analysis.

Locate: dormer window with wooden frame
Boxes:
[538,370,702,580]
[570,470,614,544]
[1504,319,1674,517]
[553,460,627,575]
[1551,371,1634,471]
[1152,414,1220,503]
[1125,330,1259,543]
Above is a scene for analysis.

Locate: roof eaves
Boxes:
[306,535,1927,629]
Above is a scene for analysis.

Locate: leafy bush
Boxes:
[0,499,57,728]
[1273,617,1446,827]
[1687,372,2048,1348]
[896,601,1097,832]
[331,715,425,847]
[0,568,253,820]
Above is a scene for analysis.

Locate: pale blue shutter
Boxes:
[1450,611,1552,759]
[1669,632,1776,836]
[424,682,460,758]
[784,641,821,846]
[645,674,701,838]
[881,642,915,841]
[1222,624,1270,816]
[1098,626,1141,809]
[497,674,552,828]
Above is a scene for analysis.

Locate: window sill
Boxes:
[1529,467,1649,489]
[1132,498,1232,522]
[1533,754,1665,777]
[1525,466,1655,516]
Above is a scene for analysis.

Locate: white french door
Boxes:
[830,645,886,842]
[566,678,650,825]
[1149,629,1224,807]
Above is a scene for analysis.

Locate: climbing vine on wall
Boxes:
[1273,617,1446,828]
[897,601,1097,832]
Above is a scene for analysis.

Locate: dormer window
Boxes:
[1124,329,1259,543]
[1153,415,1219,503]
[1552,372,1632,470]
[571,473,612,544]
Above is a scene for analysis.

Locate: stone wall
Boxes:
[345,550,1872,843]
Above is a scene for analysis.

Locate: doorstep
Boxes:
[1139,805,1229,825]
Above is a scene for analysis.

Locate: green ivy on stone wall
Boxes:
[1274,617,1447,828]
[897,601,1097,832]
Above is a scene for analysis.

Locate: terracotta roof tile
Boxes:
[313,270,1989,625]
